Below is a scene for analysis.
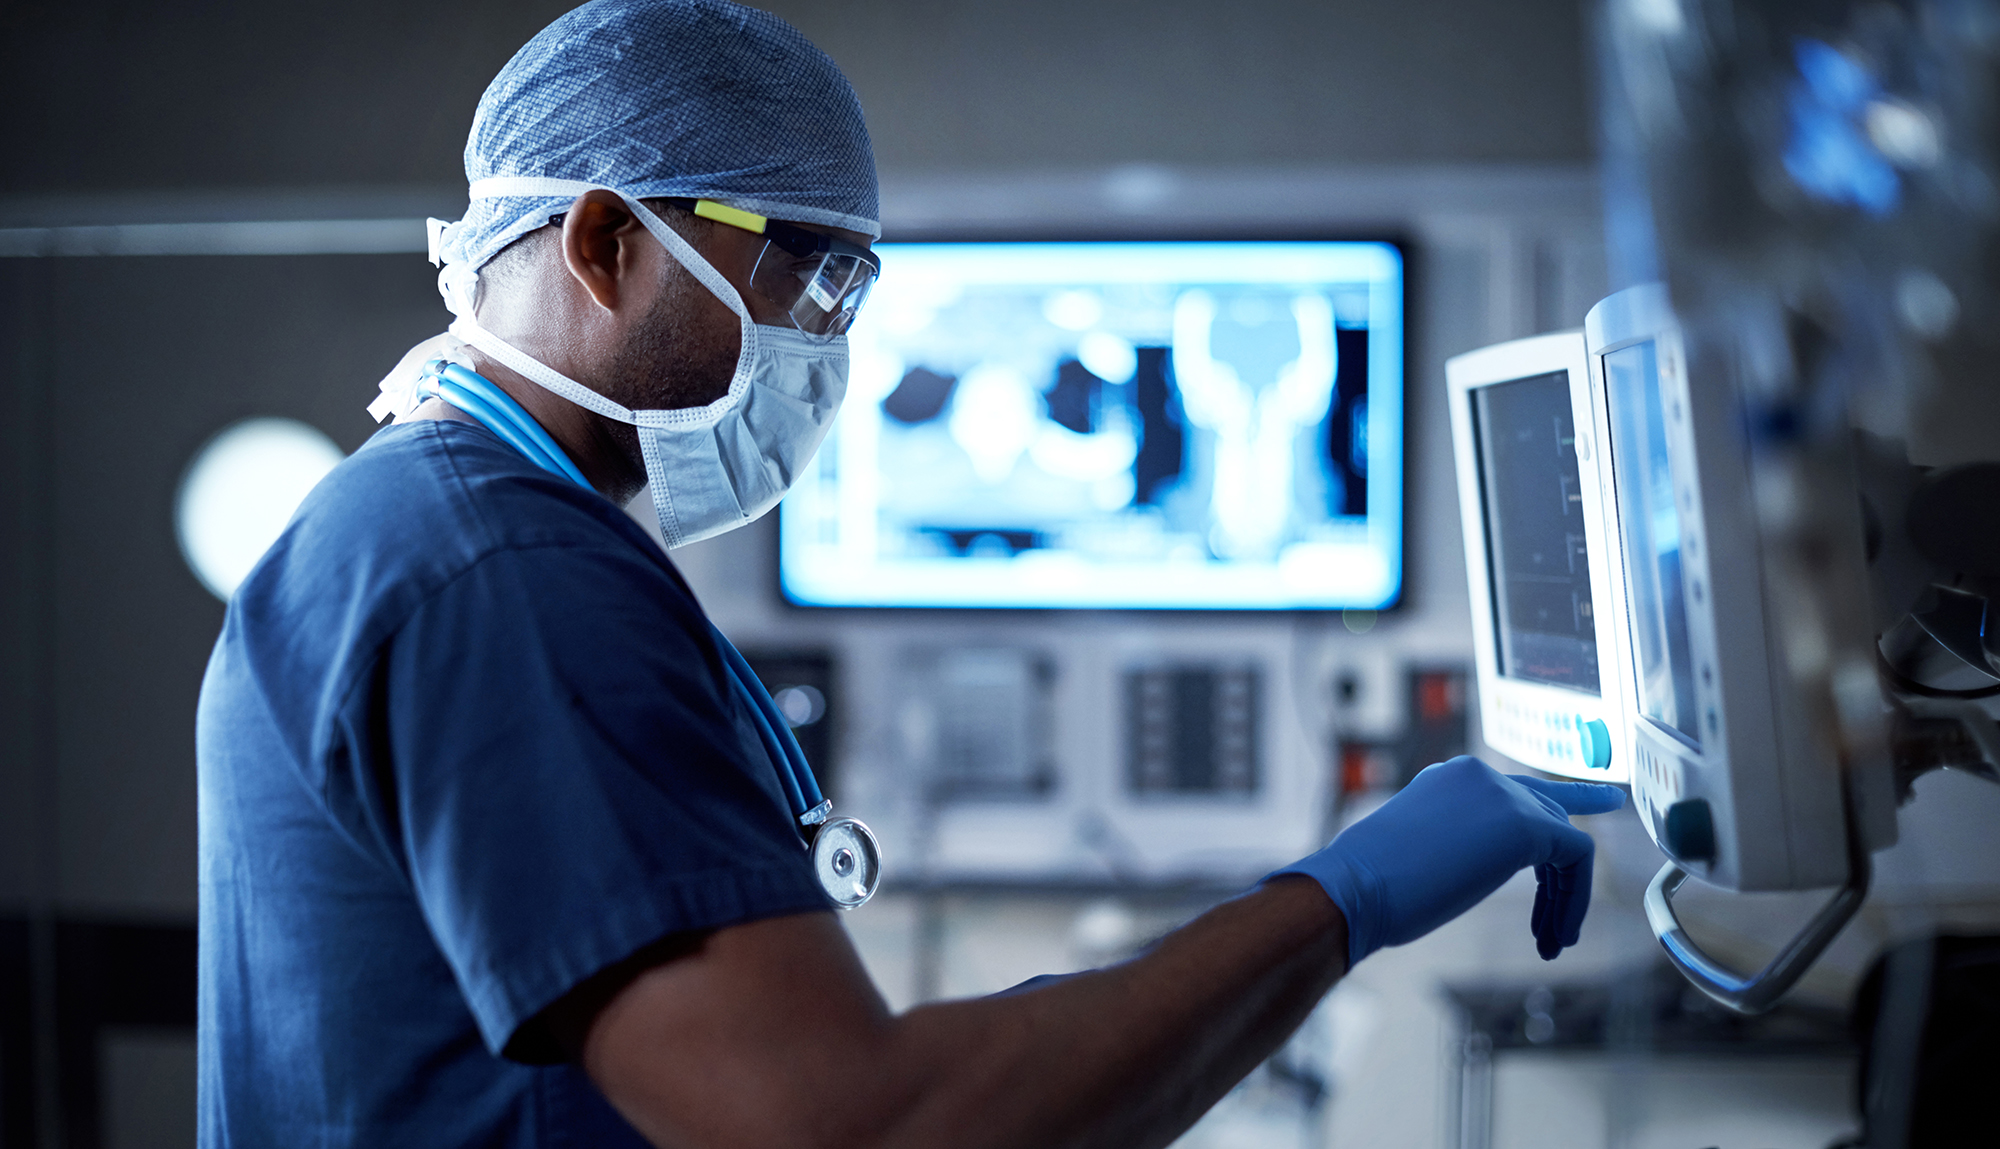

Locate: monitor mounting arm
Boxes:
[1643,786,1871,1015]
[1645,557,2000,1017]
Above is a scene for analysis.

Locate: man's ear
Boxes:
[559,190,648,313]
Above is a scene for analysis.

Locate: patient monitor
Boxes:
[1447,332,1629,784]
[1452,291,1902,1013]
[1580,0,2000,1016]
[1587,286,1857,892]
[1589,284,1900,1013]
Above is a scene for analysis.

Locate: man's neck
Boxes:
[461,351,645,503]
[404,397,479,426]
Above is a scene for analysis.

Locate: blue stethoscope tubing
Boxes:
[712,637,827,814]
[415,359,829,828]
[429,362,592,488]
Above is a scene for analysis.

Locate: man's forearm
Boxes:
[858,876,1346,1149]
[587,758,1616,1149]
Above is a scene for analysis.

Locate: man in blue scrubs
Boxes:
[197,2,1624,1146]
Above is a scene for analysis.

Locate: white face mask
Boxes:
[374,178,849,549]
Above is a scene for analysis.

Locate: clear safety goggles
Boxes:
[671,198,879,340]
[546,198,879,339]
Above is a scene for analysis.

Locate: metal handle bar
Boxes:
[1643,854,1870,1015]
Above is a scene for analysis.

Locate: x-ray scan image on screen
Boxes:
[778,241,1405,610]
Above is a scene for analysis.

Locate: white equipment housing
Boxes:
[1586,284,1865,892]
[1447,331,1630,784]
[885,626,1332,886]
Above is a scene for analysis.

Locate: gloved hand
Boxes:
[1271,756,1625,968]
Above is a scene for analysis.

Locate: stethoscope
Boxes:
[416,359,881,909]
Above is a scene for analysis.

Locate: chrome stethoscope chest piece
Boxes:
[811,817,881,909]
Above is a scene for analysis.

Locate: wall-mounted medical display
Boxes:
[1447,332,1630,783]
[896,644,1072,804]
[778,240,1406,610]
[914,646,1061,802]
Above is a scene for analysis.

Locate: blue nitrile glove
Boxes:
[1270,756,1625,968]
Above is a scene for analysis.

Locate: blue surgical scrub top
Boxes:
[195,419,830,1147]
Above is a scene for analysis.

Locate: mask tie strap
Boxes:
[460,176,761,427]
[468,178,756,378]
[426,218,451,268]
[446,315,637,426]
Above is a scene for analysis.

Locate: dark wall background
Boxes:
[38,256,442,909]
[2,0,1591,210]
[1,2,568,199]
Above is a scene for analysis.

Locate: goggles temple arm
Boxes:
[562,197,877,336]
[676,198,878,272]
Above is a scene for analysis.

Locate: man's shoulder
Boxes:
[280,419,667,593]
[227,419,689,665]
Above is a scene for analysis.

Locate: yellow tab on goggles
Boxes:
[692,200,769,235]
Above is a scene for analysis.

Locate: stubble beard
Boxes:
[597,261,743,489]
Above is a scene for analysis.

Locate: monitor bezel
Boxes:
[1446,330,1631,784]
[772,231,1414,616]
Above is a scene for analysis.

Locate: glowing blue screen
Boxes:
[1603,340,1701,746]
[777,241,1405,610]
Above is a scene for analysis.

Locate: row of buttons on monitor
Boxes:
[1635,744,1683,801]
[1489,702,1614,770]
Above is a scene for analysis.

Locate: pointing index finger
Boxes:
[1510,775,1627,816]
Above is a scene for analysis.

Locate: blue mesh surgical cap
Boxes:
[432,0,879,279]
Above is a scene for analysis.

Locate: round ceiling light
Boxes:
[176,417,345,601]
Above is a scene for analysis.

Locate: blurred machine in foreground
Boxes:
[1599,0,2000,1011]
[1440,0,2000,1016]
